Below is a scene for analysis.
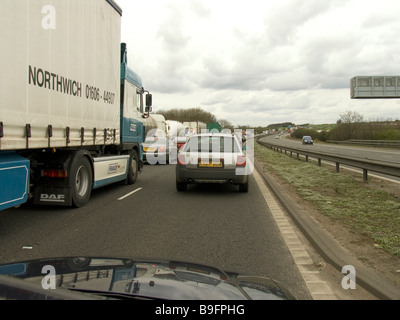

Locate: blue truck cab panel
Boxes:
[0,152,30,210]
[120,43,146,158]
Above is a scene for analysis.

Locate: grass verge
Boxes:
[255,141,400,256]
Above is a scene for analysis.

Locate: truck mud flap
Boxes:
[33,187,72,207]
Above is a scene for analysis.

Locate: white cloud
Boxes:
[118,0,400,126]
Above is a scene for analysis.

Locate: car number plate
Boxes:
[144,147,157,152]
[199,161,223,168]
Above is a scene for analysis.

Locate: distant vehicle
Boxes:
[143,131,177,165]
[183,121,207,134]
[175,136,190,151]
[302,136,314,145]
[176,133,249,192]
[171,126,194,151]
[165,120,187,138]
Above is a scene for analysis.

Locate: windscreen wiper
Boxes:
[67,287,162,300]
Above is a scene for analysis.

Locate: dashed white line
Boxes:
[118,188,143,201]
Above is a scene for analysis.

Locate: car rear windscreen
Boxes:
[184,136,241,153]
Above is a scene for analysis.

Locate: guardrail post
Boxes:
[363,169,368,183]
[318,158,322,167]
[305,155,309,162]
[336,162,340,173]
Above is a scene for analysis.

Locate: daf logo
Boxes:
[40,194,65,203]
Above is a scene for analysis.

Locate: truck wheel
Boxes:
[71,156,93,208]
[127,149,139,185]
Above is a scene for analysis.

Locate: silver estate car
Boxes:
[176,133,249,192]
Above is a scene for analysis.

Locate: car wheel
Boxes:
[176,181,188,192]
[239,182,248,193]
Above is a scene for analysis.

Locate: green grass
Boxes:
[255,142,400,256]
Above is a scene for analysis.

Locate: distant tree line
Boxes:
[158,108,217,124]
[157,107,237,131]
[157,107,295,133]
[328,121,400,141]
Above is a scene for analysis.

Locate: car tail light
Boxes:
[236,155,246,167]
[42,169,68,178]
[177,154,186,165]
[177,143,185,150]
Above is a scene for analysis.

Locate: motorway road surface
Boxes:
[0,163,316,299]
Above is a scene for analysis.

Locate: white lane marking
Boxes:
[253,169,337,300]
[118,188,143,201]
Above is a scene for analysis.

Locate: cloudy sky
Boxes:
[117,0,400,127]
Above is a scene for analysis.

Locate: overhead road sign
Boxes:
[351,76,400,99]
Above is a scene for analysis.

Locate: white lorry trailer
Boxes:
[183,121,207,134]
[0,0,153,210]
[165,121,187,138]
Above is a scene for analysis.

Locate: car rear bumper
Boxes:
[176,166,249,184]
